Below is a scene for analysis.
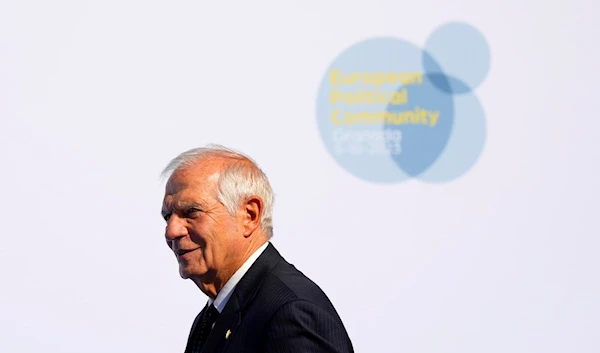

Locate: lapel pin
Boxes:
[225,329,232,339]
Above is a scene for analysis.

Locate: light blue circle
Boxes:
[418,90,487,182]
[316,37,426,183]
[423,22,491,93]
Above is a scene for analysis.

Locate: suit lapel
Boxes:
[185,304,207,353]
[199,243,283,353]
[232,243,282,310]
[200,294,241,353]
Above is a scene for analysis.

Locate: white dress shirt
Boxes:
[208,241,270,313]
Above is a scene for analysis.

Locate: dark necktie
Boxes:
[189,304,220,353]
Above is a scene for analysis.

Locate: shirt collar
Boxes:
[208,241,270,313]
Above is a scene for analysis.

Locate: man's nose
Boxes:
[165,215,188,242]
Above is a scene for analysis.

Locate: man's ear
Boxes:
[241,196,263,237]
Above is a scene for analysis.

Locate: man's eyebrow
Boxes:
[161,198,172,214]
[162,201,206,215]
[181,201,205,210]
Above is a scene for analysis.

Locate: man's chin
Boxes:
[179,266,192,279]
[179,266,206,280]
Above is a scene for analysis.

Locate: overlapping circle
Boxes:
[316,22,489,183]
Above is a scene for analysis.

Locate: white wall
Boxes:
[1,1,598,352]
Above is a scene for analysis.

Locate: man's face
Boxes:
[161,161,243,288]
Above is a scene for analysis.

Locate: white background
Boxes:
[1,1,598,352]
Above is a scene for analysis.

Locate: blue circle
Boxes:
[423,22,491,93]
[317,38,453,182]
[418,87,487,182]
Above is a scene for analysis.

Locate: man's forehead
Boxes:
[162,185,212,211]
[163,165,220,205]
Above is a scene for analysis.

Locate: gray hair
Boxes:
[162,144,274,238]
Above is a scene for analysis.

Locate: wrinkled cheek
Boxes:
[187,227,205,243]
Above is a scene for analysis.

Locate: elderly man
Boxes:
[161,145,354,353]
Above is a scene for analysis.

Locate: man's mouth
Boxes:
[176,248,197,256]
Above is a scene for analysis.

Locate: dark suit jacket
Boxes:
[184,243,354,353]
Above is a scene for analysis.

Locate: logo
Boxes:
[316,22,490,183]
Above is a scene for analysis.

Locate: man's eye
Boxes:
[163,213,172,222]
[186,208,201,217]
